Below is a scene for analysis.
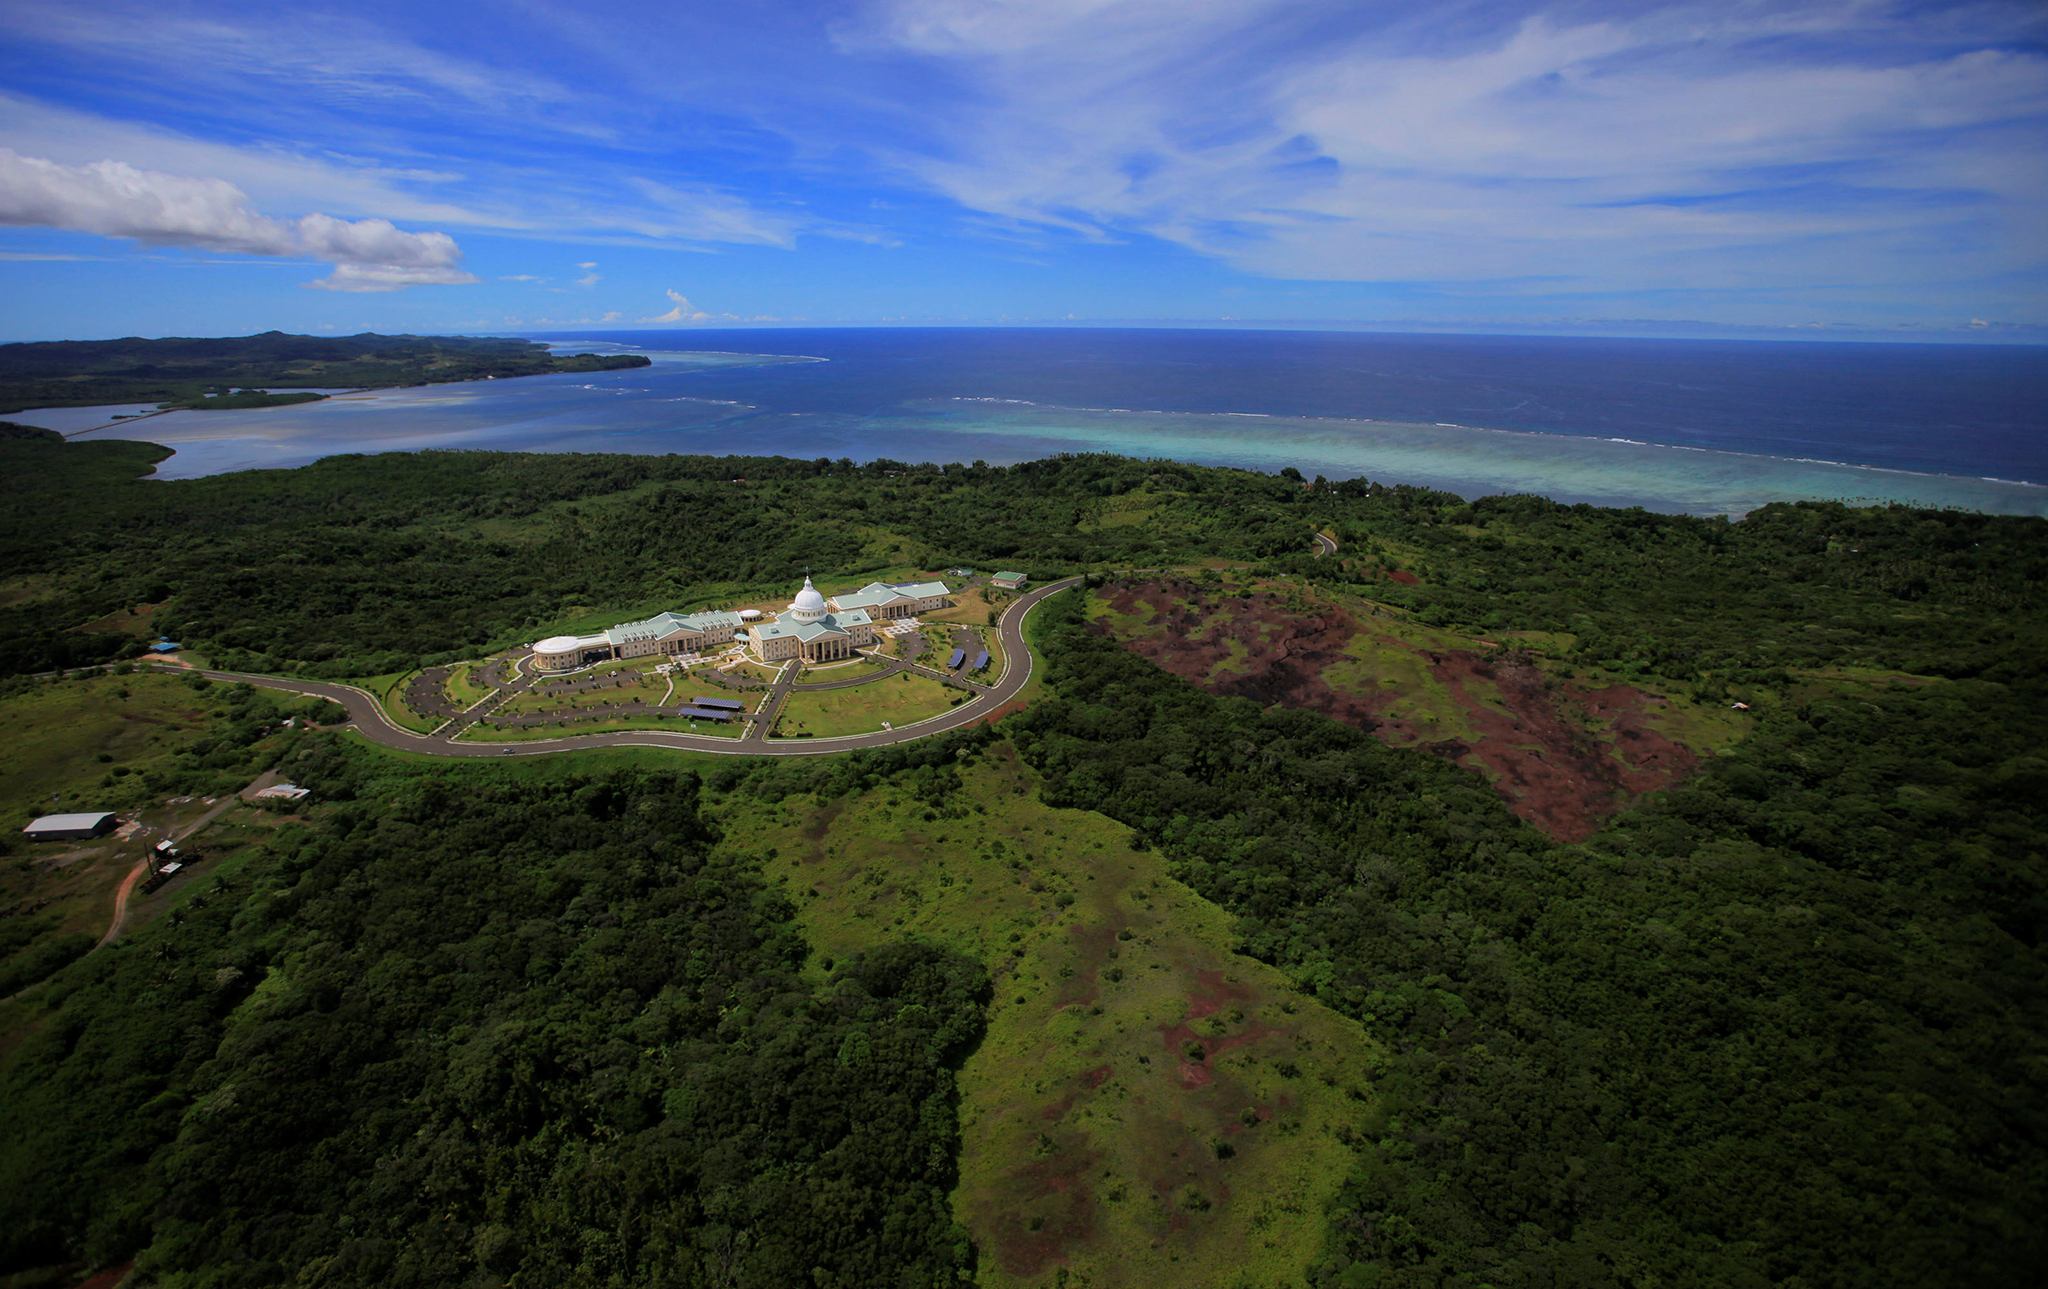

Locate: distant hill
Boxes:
[0,330,651,412]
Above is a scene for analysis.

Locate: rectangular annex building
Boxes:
[533,609,746,672]
[22,812,118,842]
[827,580,952,620]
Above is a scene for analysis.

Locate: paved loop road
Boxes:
[152,577,1084,759]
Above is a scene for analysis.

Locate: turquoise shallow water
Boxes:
[42,343,2047,518]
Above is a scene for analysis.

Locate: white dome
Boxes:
[535,635,581,654]
[789,576,827,621]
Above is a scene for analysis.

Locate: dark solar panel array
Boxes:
[947,648,966,669]
[973,651,990,671]
[677,707,735,721]
[690,697,745,711]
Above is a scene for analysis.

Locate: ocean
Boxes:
[34,328,2048,517]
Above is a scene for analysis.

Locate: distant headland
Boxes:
[0,331,651,414]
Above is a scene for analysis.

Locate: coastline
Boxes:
[19,346,2043,518]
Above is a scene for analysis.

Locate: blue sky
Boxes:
[0,0,2043,341]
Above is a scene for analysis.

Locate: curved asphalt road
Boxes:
[151,577,1084,759]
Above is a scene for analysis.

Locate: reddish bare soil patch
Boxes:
[987,1136,1101,1277]
[1097,581,1698,842]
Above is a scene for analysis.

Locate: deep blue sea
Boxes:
[34,327,2048,517]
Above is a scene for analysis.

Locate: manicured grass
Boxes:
[772,673,961,738]
[920,586,998,625]
[362,670,440,734]
[974,629,1007,683]
[505,663,667,715]
[443,661,496,707]
[718,746,1379,1288]
[463,712,746,740]
[718,659,783,684]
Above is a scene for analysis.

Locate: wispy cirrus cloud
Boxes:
[0,149,477,290]
[852,0,2048,302]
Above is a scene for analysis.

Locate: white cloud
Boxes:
[0,149,477,291]
[620,179,801,247]
[0,92,807,252]
[857,1,2048,297]
[638,289,779,325]
[576,263,602,287]
[0,92,496,227]
[645,289,708,323]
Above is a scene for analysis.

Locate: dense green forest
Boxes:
[0,746,987,1288]
[1012,589,2047,1287]
[1,440,2043,1286]
[0,332,649,412]
[0,440,1314,677]
[1284,478,2048,689]
[7,435,2042,689]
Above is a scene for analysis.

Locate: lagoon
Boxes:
[32,328,2047,517]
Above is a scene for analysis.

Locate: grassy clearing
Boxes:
[0,672,218,830]
[334,730,738,777]
[65,602,162,641]
[773,673,961,738]
[0,671,307,994]
[718,746,1377,1288]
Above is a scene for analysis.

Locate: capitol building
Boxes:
[531,577,951,671]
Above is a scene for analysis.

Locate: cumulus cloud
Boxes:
[641,289,777,325]
[645,289,708,323]
[0,148,478,290]
[576,261,601,287]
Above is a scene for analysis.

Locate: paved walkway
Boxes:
[148,577,1082,759]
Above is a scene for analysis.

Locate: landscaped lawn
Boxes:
[507,664,666,715]
[461,711,746,740]
[443,662,496,707]
[920,585,1000,625]
[772,673,963,738]
[370,672,440,733]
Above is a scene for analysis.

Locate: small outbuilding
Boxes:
[22,812,118,842]
[991,571,1029,590]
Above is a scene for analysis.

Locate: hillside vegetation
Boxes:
[0,443,2041,1288]
[0,331,649,413]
